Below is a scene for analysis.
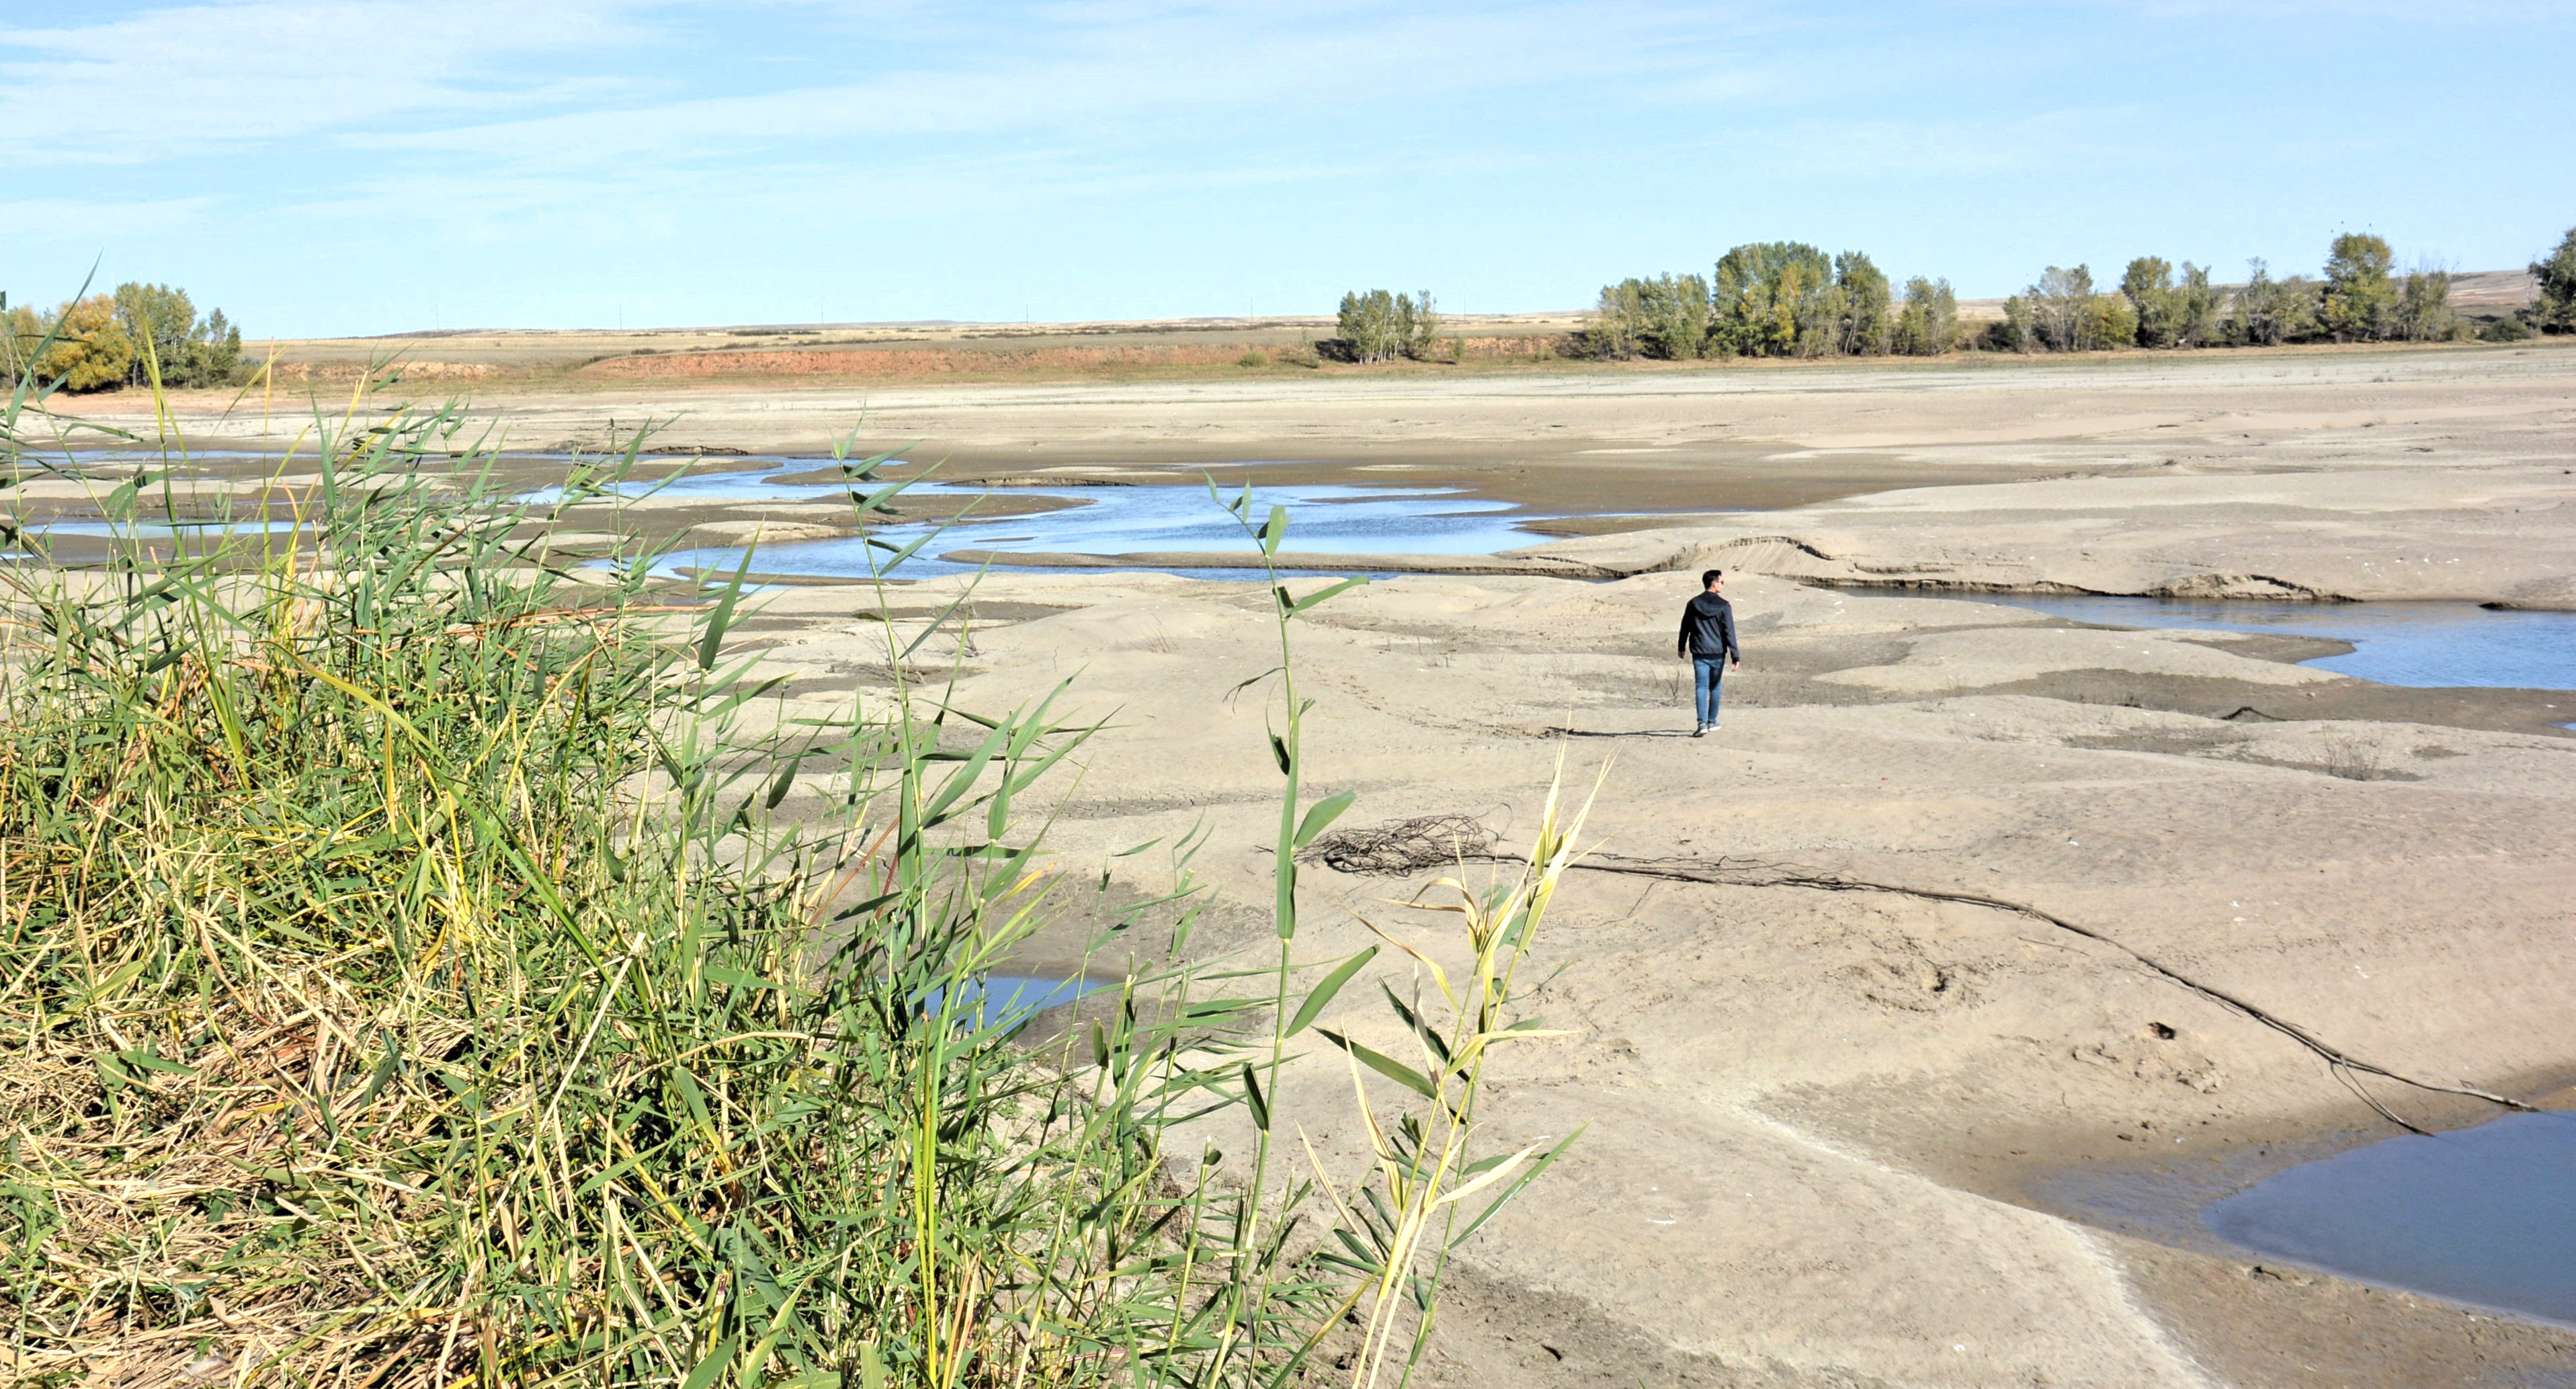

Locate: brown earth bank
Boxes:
[20,347,2576,1386]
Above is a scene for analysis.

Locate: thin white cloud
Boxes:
[351,3,1782,167]
[0,0,662,165]
[0,194,222,241]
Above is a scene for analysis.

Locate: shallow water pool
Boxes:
[2204,1111,2576,1324]
[925,973,1106,1032]
[677,478,1548,579]
[1987,595,2576,691]
[535,466,1559,579]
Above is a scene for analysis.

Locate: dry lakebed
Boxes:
[35,343,2576,1388]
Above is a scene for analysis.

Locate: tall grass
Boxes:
[0,363,1585,1389]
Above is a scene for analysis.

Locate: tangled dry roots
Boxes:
[1298,814,1497,876]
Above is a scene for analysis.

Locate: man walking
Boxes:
[1675,569,1741,736]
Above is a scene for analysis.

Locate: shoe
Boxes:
[1706,722,1721,731]
[1690,724,1706,737]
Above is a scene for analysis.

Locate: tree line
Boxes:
[1587,247,1960,360]
[1997,235,2477,351]
[1,282,247,391]
[1548,224,2576,360]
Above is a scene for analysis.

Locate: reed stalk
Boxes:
[0,356,1579,1389]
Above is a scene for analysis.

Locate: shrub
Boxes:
[1237,348,1270,368]
[2483,313,2535,342]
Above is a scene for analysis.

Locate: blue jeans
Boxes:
[1692,656,1729,725]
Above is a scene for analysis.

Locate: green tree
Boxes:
[1587,280,1649,360]
[1833,251,1891,355]
[2173,263,2223,347]
[197,308,244,383]
[1892,276,1956,355]
[1408,288,1440,358]
[97,281,246,387]
[114,282,196,384]
[1,300,43,378]
[1638,271,1711,359]
[2320,233,2398,341]
[2395,263,2456,341]
[1995,294,2039,352]
[2084,292,2138,352]
[30,294,136,391]
[1710,241,1835,357]
[2529,225,2576,333]
[1589,274,1712,360]
[2225,258,2320,345]
[1335,288,1436,364]
[2029,265,2097,350]
[2122,256,2179,347]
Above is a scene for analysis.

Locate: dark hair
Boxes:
[1700,569,1723,588]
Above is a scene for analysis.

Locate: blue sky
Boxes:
[4,1,2569,336]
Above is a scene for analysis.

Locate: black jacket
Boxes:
[1677,592,1739,660]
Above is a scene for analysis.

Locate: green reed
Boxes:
[0,360,1579,1389]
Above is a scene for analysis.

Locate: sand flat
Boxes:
[30,344,2576,1386]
